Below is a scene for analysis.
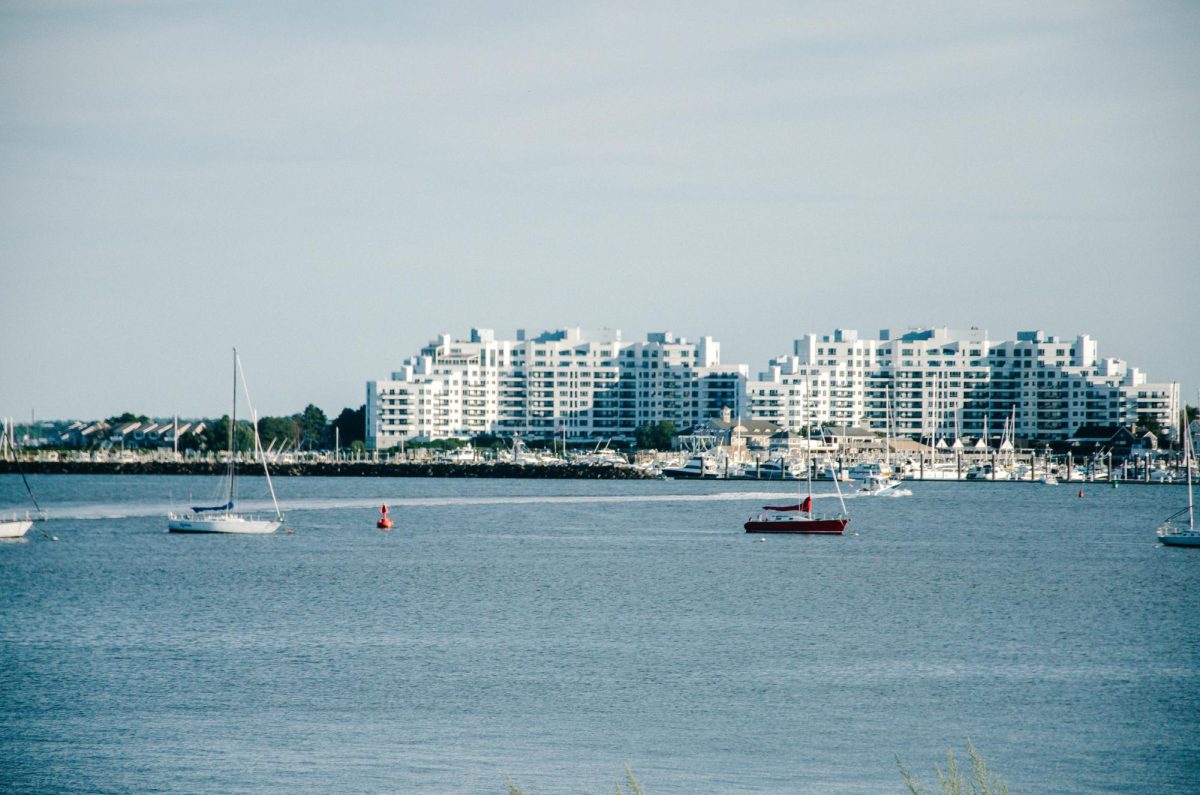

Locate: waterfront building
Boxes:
[369,326,1179,448]
[747,327,1180,444]
[367,328,748,449]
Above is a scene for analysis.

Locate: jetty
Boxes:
[0,459,654,479]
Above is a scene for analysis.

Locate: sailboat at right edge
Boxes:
[1158,415,1197,547]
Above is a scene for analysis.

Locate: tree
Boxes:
[257,416,300,450]
[329,405,366,446]
[635,421,677,451]
[207,416,255,453]
[1137,412,1163,436]
[470,433,506,450]
[295,404,328,449]
[106,412,148,425]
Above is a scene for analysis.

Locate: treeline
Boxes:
[106,405,366,453]
[380,421,680,453]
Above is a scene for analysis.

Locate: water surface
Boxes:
[2,475,1197,793]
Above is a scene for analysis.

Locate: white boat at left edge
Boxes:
[1,416,47,539]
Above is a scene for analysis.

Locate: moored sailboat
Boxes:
[745,374,850,534]
[744,495,849,534]
[0,417,46,539]
[168,349,283,534]
[1158,417,1198,547]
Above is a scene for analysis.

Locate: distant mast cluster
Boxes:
[366,327,1180,449]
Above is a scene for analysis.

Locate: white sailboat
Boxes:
[860,383,903,496]
[1157,415,1198,547]
[0,417,46,539]
[168,349,283,534]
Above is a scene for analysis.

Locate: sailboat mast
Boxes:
[885,382,892,468]
[805,370,813,502]
[229,347,238,507]
[236,353,284,522]
[1187,412,1195,532]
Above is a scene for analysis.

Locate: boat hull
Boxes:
[1158,532,1200,547]
[0,519,33,539]
[744,517,848,534]
[168,516,281,534]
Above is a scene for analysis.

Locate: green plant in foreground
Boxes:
[897,737,1020,795]
[507,765,644,795]
[506,744,1017,795]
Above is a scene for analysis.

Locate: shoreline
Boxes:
[0,459,1186,484]
[0,460,654,479]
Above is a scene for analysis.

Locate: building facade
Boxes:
[368,326,1179,449]
[367,328,747,449]
[746,327,1180,445]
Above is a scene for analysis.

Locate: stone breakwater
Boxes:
[0,460,656,479]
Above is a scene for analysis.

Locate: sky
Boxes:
[1,1,1197,421]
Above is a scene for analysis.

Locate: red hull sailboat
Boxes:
[743,496,849,534]
[744,375,850,535]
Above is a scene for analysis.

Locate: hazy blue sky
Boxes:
[2,1,1197,420]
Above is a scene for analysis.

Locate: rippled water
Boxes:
[2,474,1197,793]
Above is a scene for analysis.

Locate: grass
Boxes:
[505,741,1019,794]
[507,766,644,795]
[897,737,1021,795]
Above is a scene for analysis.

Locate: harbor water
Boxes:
[1,475,1198,793]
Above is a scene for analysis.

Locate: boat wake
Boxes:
[845,487,913,499]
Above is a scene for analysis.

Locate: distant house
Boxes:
[821,426,882,453]
[684,408,780,452]
[63,419,207,450]
[1058,425,1139,460]
[769,429,838,456]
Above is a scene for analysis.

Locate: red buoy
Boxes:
[1078,489,1084,498]
[377,504,394,529]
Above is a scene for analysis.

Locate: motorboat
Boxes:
[848,461,893,481]
[663,453,725,479]
[965,462,1012,481]
[858,473,903,496]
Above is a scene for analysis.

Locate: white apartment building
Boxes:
[367,328,748,449]
[747,328,1180,443]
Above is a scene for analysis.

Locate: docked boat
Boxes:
[752,457,803,480]
[965,462,1012,481]
[663,453,725,479]
[813,459,849,481]
[168,349,283,534]
[848,461,893,481]
[1158,421,1198,548]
